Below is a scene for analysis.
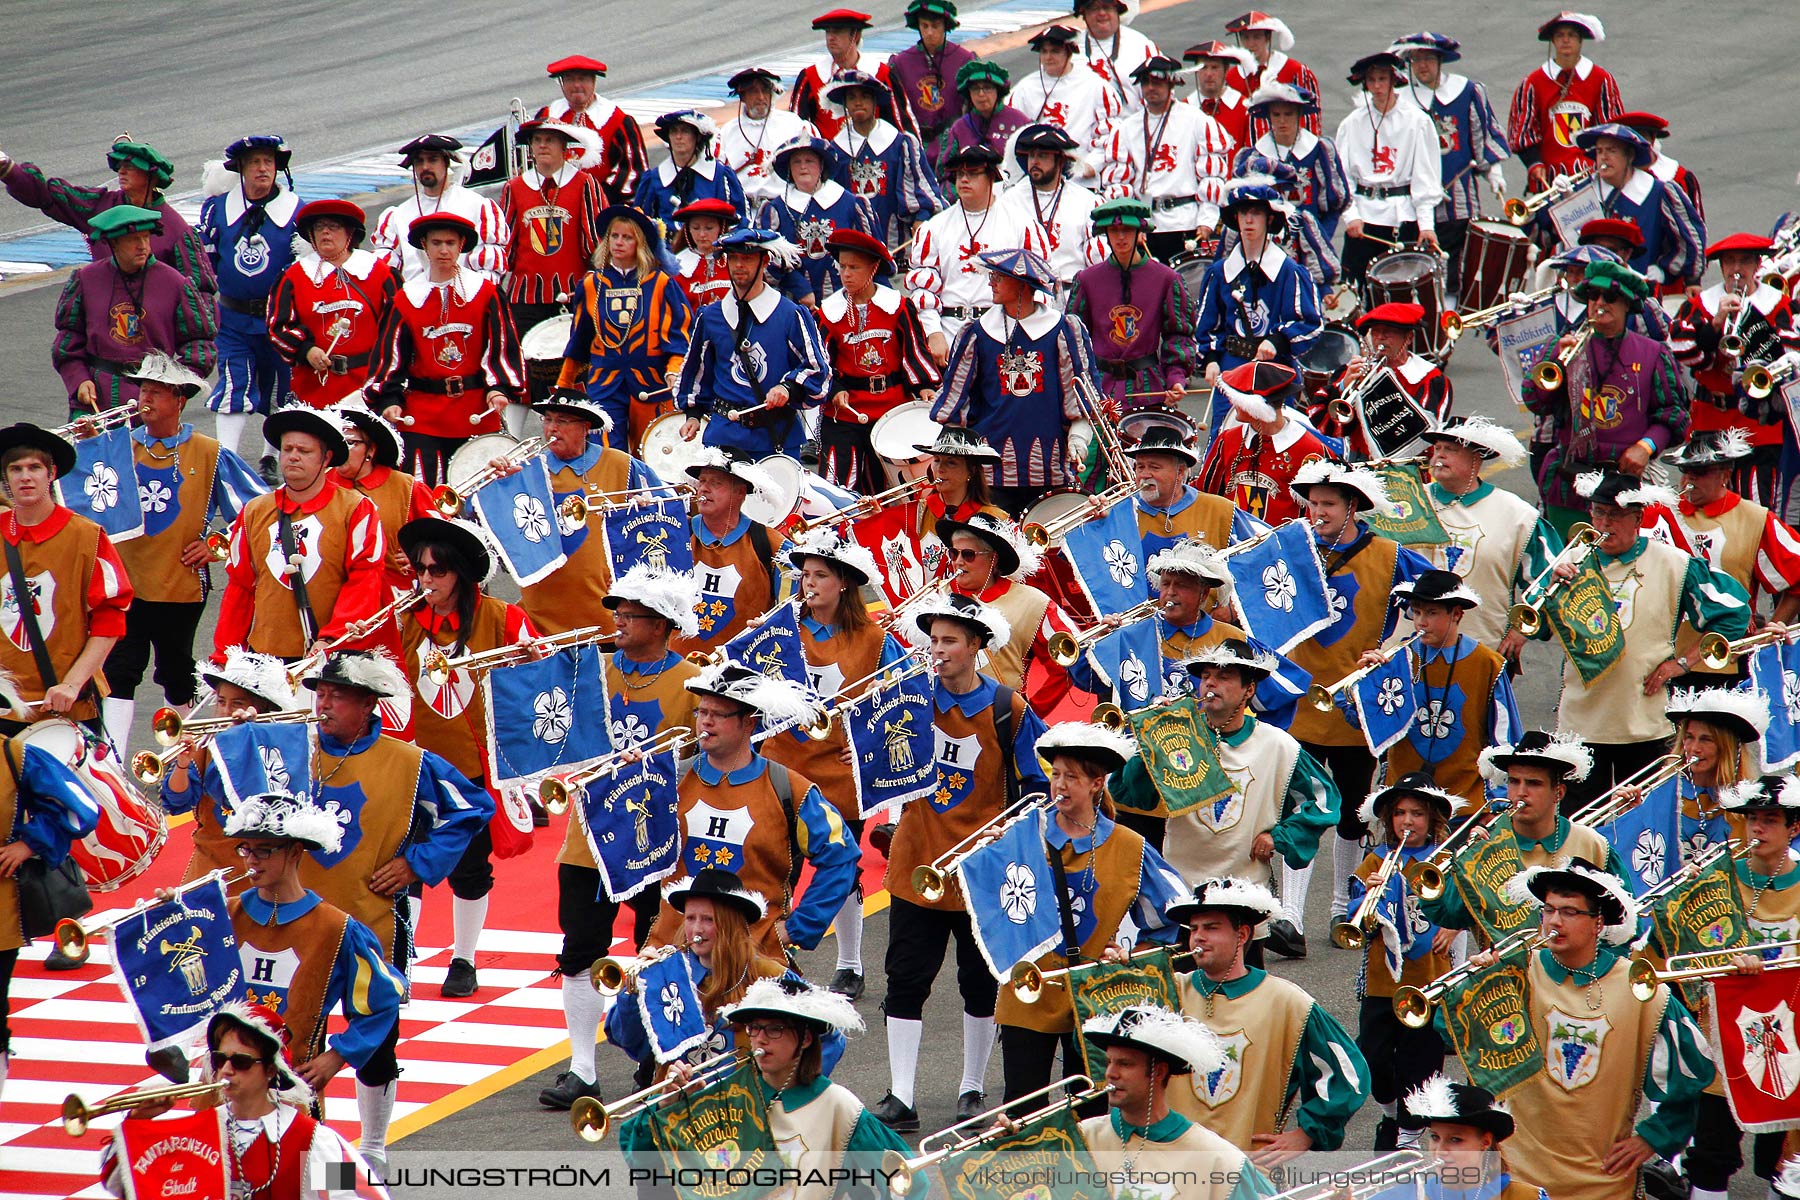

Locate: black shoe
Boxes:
[538,1070,603,1111]
[441,957,478,998]
[828,968,865,1001]
[871,1091,919,1132]
[1373,1116,1399,1152]
[531,797,550,828]
[1265,919,1308,960]
[258,455,278,486]
[1639,1158,1690,1200]
[43,945,82,972]
[956,1090,985,1120]
[869,822,896,856]
[146,1045,191,1084]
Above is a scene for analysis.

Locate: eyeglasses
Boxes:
[948,547,993,562]
[744,1021,795,1039]
[210,1051,268,1072]
[235,843,290,861]
[1540,904,1598,920]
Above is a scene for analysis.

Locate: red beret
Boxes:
[1357,302,1426,329]
[825,228,893,269]
[1706,233,1775,260]
[1577,217,1645,250]
[813,7,872,28]
[671,198,739,224]
[296,198,366,234]
[1614,111,1669,137]
[547,55,608,76]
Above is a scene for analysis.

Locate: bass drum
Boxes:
[743,454,806,530]
[1020,489,1098,625]
[868,401,942,489]
[1300,323,1360,396]
[1456,220,1534,314]
[1365,250,1450,362]
[21,719,165,892]
[639,413,711,484]
[519,313,574,400]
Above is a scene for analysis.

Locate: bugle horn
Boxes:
[1305,633,1424,713]
[63,1080,226,1137]
[885,1076,1108,1197]
[202,528,232,562]
[1503,168,1592,226]
[430,435,549,515]
[1507,522,1601,636]
[1010,944,1171,1005]
[569,1049,741,1142]
[52,403,140,441]
[1331,841,1409,950]
[803,659,934,741]
[1441,284,1559,340]
[1046,598,1165,667]
[588,943,683,996]
[558,481,696,524]
[279,585,428,691]
[423,623,615,687]
[911,793,1052,903]
[53,867,250,965]
[539,729,696,815]
[1531,324,1591,390]
[149,706,321,749]
[1696,625,1800,671]
[1392,928,1555,1028]
[1719,274,1755,359]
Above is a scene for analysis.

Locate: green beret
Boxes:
[106,140,174,189]
[1574,258,1650,304]
[956,59,1010,94]
[906,0,958,28]
[87,204,164,241]
[1091,198,1152,230]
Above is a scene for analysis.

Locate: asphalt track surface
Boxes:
[2,0,1798,1191]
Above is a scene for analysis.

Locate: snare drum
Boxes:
[1456,220,1534,314]
[743,454,806,530]
[22,719,165,892]
[1365,250,1450,360]
[1020,489,1098,624]
[1300,323,1360,396]
[1119,408,1199,450]
[869,401,942,488]
[639,413,711,483]
[1168,247,1217,301]
[519,313,574,399]
[443,433,528,497]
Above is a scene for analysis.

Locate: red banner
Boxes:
[1708,967,1800,1132]
[851,503,928,605]
[113,1107,229,1200]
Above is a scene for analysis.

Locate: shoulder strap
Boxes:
[1047,835,1081,965]
[765,760,804,891]
[276,508,320,645]
[747,523,779,606]
[3,534,58,692]
[991,684,1018,807]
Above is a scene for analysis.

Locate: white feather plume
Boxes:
[1504,863,1639,945]
[723,976,866,1034]
[662,874,768,920]
[323,648,408,699]
[1402,1073,1459,1122]
[1081,1005,1227,1075]
[205,646,298,710]
[688,446,778,500]
[898,591,1012,650]
[1147,538,1233,597]
[200,159,235,198]
[609,564,701,639]
[1037,721,1139,766]
[223,791,345,855]
[1432,415,1526,468]
[1574,470,1607,499]
[1667,686,1772,737]
[785,527,883,588]
[1477,731,1595,785]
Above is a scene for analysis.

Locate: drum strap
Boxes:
[277,510,321,646]
[5,534,65,696]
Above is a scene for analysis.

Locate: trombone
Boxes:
[423,624,614,686]
[1633,837,1757,907]
[1305,633,1424,713]
[802,658,935,741]
[1073,375,1134,483]
[569,1049,742,1142]
[430,435,550,515]
[63,1080,226,1137]
[1441,284,1558,340]
[52,403,140,440]
[1392,927,1555,1028]
[1021,478,1146,547]
[1568,753,1695,827]
[53,867,250,964]
[788,475,935,537]
[539,729,696,814]
[1628,938,1800,1002]
[1531,323,1592,390]
[912,792,1053,903]
[1331,841,1409,950]
[1695,626,1799,671]
[1503,168,1592,225]
[1009,944,1172,1005]
[558,481,695,524]
[1507,522,1602,636]
[588,942,684,996]
[279,584,428,690]
[884,1076,1109,1197]
[1404,799,1513,902]
[1046,598,1166,667]
[1744,355,1798,401]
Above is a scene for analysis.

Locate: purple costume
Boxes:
[2,161,216,297]
[888,41,978,166]
[1524,328,1688,510]
[937,105,1032,162]
[52,256,217,413]
[1067,251,1199,411]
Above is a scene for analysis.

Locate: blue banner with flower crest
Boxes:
[1349,645,1417,756]
[1060,500,1151,616]
[484,644,613,790]
[1222,520,1334,654]
[56,425,144,541]
[470,457,567,586]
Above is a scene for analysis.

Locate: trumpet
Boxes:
[430,435,549,515]
[558,481,696,524]
[1744,355,1798,401]
[1021,478,1146,547]
[423,623,614,687]
[1696,625,1800,671]
[788,475,935,537]
[885,1077,1109,1197]
[1628,937,1800,1002]
[1393,927,1555,1028]
[1531,323,1591,390]
[1503,168,1592,225]
[589,943,684,996]
[1507,522,1601,636]
[912,792,1052,903]
[279,584,428,690]
[202,528,233,562]
[63,1080,226,1137]
[1306,633,1424,713]
[1569,753,1695,827]
[569,1049,741,1142]
[53,867,251,964]
[802,659,935,741]
[1267,1151,1436,1200]
[1720,273,1755,359]
[1332,842,1409,950]
[1441,284,1559,339]
[52,403,140,440]
[1009,944,1173,1004]
[1046,598,1166,667]
[539,729,696,814]
[1404,800,1513,902]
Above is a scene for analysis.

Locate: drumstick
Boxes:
[636,386,673,402]
[1119,385,1214,400]
[727,400,779,422]
[1356,232,1406,250]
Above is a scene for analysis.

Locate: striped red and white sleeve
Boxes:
[317,495,389,641]
[1756,511,1800,596]
[84,529,132,639]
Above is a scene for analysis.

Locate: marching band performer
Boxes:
[913,425,1008,571]
[100,1003,386,1199]
[1010,28,1119,185]
[1475,861,1713,1200]
[1217,155,1342,290]
[938,60,1030,163]
[1128,427,1258,560]
[1195,361,1335,526]
[1076,0,1160,115]
[676,226,830,462]
[1068,199,1200,419]
[937,511,1078,712]
[1414,417,1566,654]
[102,355,264,750]
[395,518,536,998]
[1543,471,1748,809]
[1526,260,1687,538]
[671,198,738,310]
[633,110,746,228]
[1506,11,1622,189]
[160,648,295,881]
[1099,56,1234,264]
[1005,123,1103,283]
[540,564,700,1109]
[1076,1005,1273,1200]
[1284,461,1430,922]
[761,530,908,1000]
[678,447,790,652]
[1423,730,1622,938]
[0,715,98,1089]
[219,791,405,1168]
[328,404,433,599]
[646,663,859,961]
[1660,688,1766,863]
[0,423,133,731]
[1346,775,1460,1151]
[933,248,1099,515]
[1575,122,1704,293]
[906,144,1047,365]
[877,592,1047,1130]
[1383,1075,1542,1200]
[756,135,880,307]
[500,119,604,403]
[554,205,693,446]
[365,211,525,488]
[269,200,398,410]
[887,0,976,170]
[534,55,648,207]
[1235,83,1349,241]
[370,135,508,285]
[1224,10,1320,135]
[1164,877,1369,1164]
[1336,51,1444,290]
[1316,303,1452,458]
[814,229,940,492]
[824,71,944,253]
[791,8,914,142]
[1184,40,1255,148]
[1617,111,1703,219]
[211,408,385,661]
[997,722,1184,1103]
[720,68,817,207]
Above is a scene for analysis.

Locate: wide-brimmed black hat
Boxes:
[1393,569,1481,611]
[398,517,495,587]
[1123,424,1199,466]
[0,423,77,478]
[397,133,464,165]
[914,425,1001,461]
[934,511,1026,578]
[1403,1075,1514,1140]
[263,408,348,465]
[301,649,409,699]
[1517,857,1635,933]
[664,868,767,923]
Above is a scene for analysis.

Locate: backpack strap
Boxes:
[991,684,1018,808]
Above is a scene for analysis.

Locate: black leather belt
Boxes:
[839,372,898,393]
[1151,194,1197,211]
[1224,336,1259,359]
[1355,182,1410,200]
[89,355,142,376]
[327,352,372,375]
[1099,355,1158,378]
[941,305,982,321]
[219,294,268,318]
[409,372,486,396]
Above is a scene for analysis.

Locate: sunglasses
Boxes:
[210,1051,269,1072]
[949,547,993,562]
[416,562,455,578]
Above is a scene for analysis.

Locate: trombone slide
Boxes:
[1628,941,1800,1002]
[52,403,140,440]
[540,729,696,814]
[911,793,1053,903]
[430,435,550,515]
[1306,633,1423,713]
[886,1076,1107,1194]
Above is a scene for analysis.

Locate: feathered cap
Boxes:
[785,527,883,588]
[1081,1004,1226,1076]
[1289,459,1401,519]
[663,867,768,923]
[1224,11,1295,52]
[1147,538,1232,596]
[604,564,702,638]
[325,400,405,469]
[1216,360,1303,422]
[1717,774,1800,814]
[1245,80,1319,115]
[223,790,345,855]
[1037,721,1138,773]
[1574,469,1678,511]
[1506,857,1639,943]
[1165,876,1282,925]
[1478,729,1594,784]
[1393,569,1482,611]
[716,226,804,268]
[1356,770,1467,827]
[684,662,824,729]
[1666,686,1771,744]
[302,648,408,700]
[201,647,298,712]
[533,386,616,433]
[685,445,778,498]
[1402,1073,1513,1139]
[903,590,1012,650]
[933,511,1043,581]
[723,975,866,1034]
[1538,11,1604,41]
[124,352,208,399]
[1665,428,1754,470]
[1182,637,1277,682]
[655,109,719,143]
[1419,414,1527,467]
[207,1002,313,1104]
